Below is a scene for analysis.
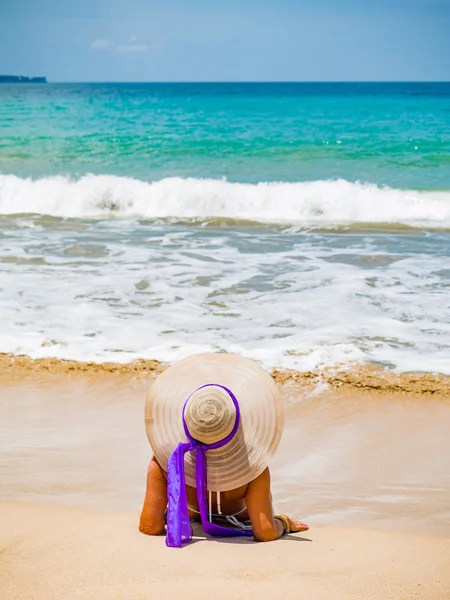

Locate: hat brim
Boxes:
[145,353,284,492]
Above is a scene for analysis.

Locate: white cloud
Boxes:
[117,43,148,53]
[91,38,109,50]
[116,37,166,53]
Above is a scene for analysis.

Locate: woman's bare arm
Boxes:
[139,456,167,535]
[245,467,308,542]
[245,468,284,542]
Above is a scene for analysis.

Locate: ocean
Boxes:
[2,83,450,539]
[1,82,450,373]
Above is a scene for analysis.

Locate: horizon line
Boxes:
[42,80,450,84]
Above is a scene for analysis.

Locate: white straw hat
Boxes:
[145,353,284,492]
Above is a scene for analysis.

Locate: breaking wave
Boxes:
[1,174,450,227]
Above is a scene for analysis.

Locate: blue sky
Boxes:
[0,0,449,81]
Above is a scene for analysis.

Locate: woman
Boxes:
[139,353,308,545]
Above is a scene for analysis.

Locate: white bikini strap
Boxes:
[208,490,212,522]
[217,491,222,515]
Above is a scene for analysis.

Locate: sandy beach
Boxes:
[1,502,449,600]
[1,358,450,599]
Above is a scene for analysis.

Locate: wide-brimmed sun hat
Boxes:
[145,352,284,492]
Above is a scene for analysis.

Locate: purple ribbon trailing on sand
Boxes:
[166,383,253,547]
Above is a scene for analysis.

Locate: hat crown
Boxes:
[184,385,236,445]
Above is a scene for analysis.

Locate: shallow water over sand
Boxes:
[2,214,450,374]
[1,375,449,534]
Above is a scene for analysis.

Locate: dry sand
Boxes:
[1,356,450,599]
[1,503,449,600]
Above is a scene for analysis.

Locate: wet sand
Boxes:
[2,351,449,396]
[1,357,450,598]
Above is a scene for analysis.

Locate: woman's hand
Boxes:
[278,513,309,533]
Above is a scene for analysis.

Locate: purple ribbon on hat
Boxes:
[165,383,253,547]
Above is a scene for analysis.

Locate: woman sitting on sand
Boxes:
[139,353,308,546]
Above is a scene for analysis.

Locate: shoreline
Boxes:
[1,352,449,397]
[2,352,450,539]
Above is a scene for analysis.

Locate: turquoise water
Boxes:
[1,82,450,187]
[0,83,449,373]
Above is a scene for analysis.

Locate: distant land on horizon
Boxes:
[0,75,47,84]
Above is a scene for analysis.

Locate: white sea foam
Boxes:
[1,174,450,227]
[1,209,449,373]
